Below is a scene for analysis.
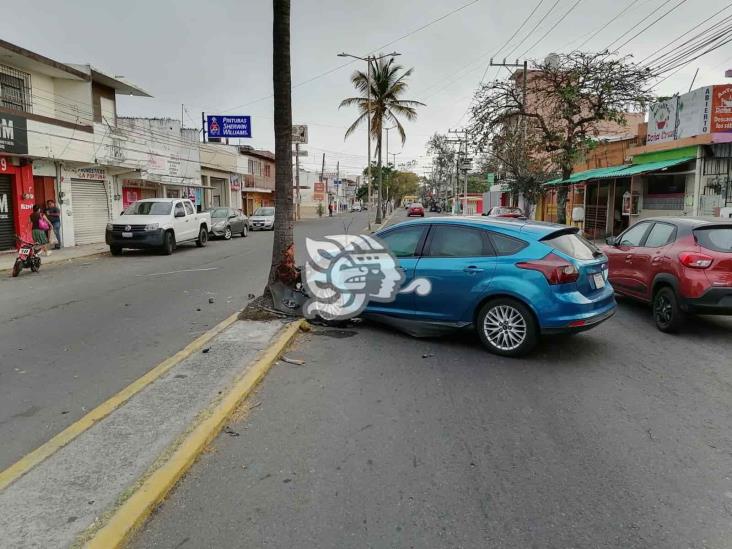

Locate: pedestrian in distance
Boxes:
[45,199,61,249]
[30,204,51,256]
[328,202,333,217]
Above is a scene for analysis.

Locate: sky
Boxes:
[5,0,732,177]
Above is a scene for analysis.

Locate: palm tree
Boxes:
[265,0,296,297]
[340,56,424,223]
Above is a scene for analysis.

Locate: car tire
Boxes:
[161,231,175,255]
[241,225,248,238]
[196,227,208,247]
[476,298,538,357]
[653,286,685,333]
[11,259,22,277]
[223,226,232,240]
[109,246,122,256]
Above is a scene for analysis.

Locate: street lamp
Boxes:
[338,51,400,225]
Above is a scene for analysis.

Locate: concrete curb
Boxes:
[1,249,109,274]
[83,319,305,549]
[0,311,239,492]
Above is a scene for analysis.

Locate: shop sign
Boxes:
[69,167,106,180]
[292,125,308,144]
[207,115,251,138]
[0,113,28,155]
[314,181,326,201]
[711,84,732,132]
[676,86,712,139]
[647,97,678,144]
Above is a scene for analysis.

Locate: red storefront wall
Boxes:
[1,157,35,248]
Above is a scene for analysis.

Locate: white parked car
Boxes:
[106,198,211,255]
[351,204,362,212]
[249,207,275,231]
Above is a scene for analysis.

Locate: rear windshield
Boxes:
[543,232,600,260]
[695,227,732,253]
[254,207,274,216]
[411,203,423,208]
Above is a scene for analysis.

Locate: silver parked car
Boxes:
[249,207,275,231]
[207,207,248,239]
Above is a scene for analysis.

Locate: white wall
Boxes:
[53,78,93,125]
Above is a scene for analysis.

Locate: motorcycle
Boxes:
[11,237,42,277]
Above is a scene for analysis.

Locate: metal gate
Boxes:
[71,179,110,245]
[0,175,15,250]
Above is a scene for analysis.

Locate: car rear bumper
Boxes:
[106,229,165,249]
[210,226,228,236]
[682,287,732,315]
[541,306,616,334]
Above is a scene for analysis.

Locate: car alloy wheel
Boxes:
[476,298,538,357]
[242,225,248,237]
[483,304,527,351]
[162,232,175,255]
[653,287,685,333]
[224,226,232,240]
[196,228,208,247]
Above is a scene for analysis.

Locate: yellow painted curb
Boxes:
[0,311,240,492]
[84,319,304,549]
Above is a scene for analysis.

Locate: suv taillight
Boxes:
[517,252,579,284]
[679,251,713,269]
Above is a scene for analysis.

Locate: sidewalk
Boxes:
[0,318,301,548]
[0,242,108,272]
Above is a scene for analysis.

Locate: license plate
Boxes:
[122,232,133,238]
[593,273,606,289]
[19,247,30,258]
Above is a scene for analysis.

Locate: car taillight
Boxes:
[517,252,579,284]
[679,251,713,269]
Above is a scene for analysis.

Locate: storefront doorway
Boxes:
[0,174,15,250]
[71,179,110,245]
[33,176,56,207]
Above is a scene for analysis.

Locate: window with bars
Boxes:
[0,65,32,113]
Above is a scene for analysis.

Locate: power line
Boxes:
[644,18,732,74]
[603,0,672,51]
[572,0,641,50]
[612,0,690,52]
[518,0,585,59]
[502,0,562,60]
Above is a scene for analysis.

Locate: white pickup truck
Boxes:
[105,198,211,255]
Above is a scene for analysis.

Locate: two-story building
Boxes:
[0,39,151,249]
[240,148,275,215]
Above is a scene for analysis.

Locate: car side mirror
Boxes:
[175,210,185,218]
[605,236,617,246]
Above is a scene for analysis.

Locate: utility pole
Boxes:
[336,160,340,213]
[463,128,469,216]
[294,142,301,220]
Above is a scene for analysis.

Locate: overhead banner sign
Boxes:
[676,86,712,139]
[0,113,28,155]
[207,115,251,138]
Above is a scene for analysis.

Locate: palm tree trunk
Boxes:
[375,130,383,224]
[265,0,295,296]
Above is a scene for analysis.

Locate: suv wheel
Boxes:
[162,231,175,255]
[476,298,538,357]
[196,227,208,247]
[653,287,685,333]
[109,246,122,256]
[223,226,232,240]
[241,225,248,238]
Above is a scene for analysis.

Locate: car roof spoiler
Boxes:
[538,226,580,241]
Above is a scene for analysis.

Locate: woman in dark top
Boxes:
[30,205,50,256]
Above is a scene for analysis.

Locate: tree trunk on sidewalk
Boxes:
[265,0,296,298]
[556,166,571,225]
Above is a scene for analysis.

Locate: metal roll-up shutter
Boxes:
[71,179,110,245]
[0,175,15,250]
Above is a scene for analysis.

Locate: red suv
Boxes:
[602,218,732,332]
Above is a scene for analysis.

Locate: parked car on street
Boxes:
[366,217,615,357]
[429,204,442,213]
[407,203,425,217]
[106,198,211,255]
[208,207,248,239]
[351,204,362,212]
[483,206,525,218]
[249,207,275,231]
[602,217,732,332]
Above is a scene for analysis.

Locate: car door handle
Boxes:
[625,254,633,259]
[463,266,484,273]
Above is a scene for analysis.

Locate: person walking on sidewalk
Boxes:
[30,205,51,256]
[328,202,333,217]
[45,199,61,249]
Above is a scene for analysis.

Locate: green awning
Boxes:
[543,156,695,186]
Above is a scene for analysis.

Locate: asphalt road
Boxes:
[133,263,732,546]
[0,211,371,471]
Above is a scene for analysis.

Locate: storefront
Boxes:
[70,179,110,246]
[210,177,227,207]
[242,189,273,215]
[0,112,34,249]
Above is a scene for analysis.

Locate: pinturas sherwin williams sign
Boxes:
[207,115,251,138]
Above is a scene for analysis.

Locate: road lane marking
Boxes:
[83,319,305,549]
[0,311,240,492]
[137,267,219,277]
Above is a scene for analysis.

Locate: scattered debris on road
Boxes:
[202,347,210,354]
[422,353,435,359]
[249,401,263,410]
[208,297,215,304]
[223,426,240,437]
[281,356,305,365]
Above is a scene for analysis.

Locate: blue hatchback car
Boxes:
[365,217,616,357]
